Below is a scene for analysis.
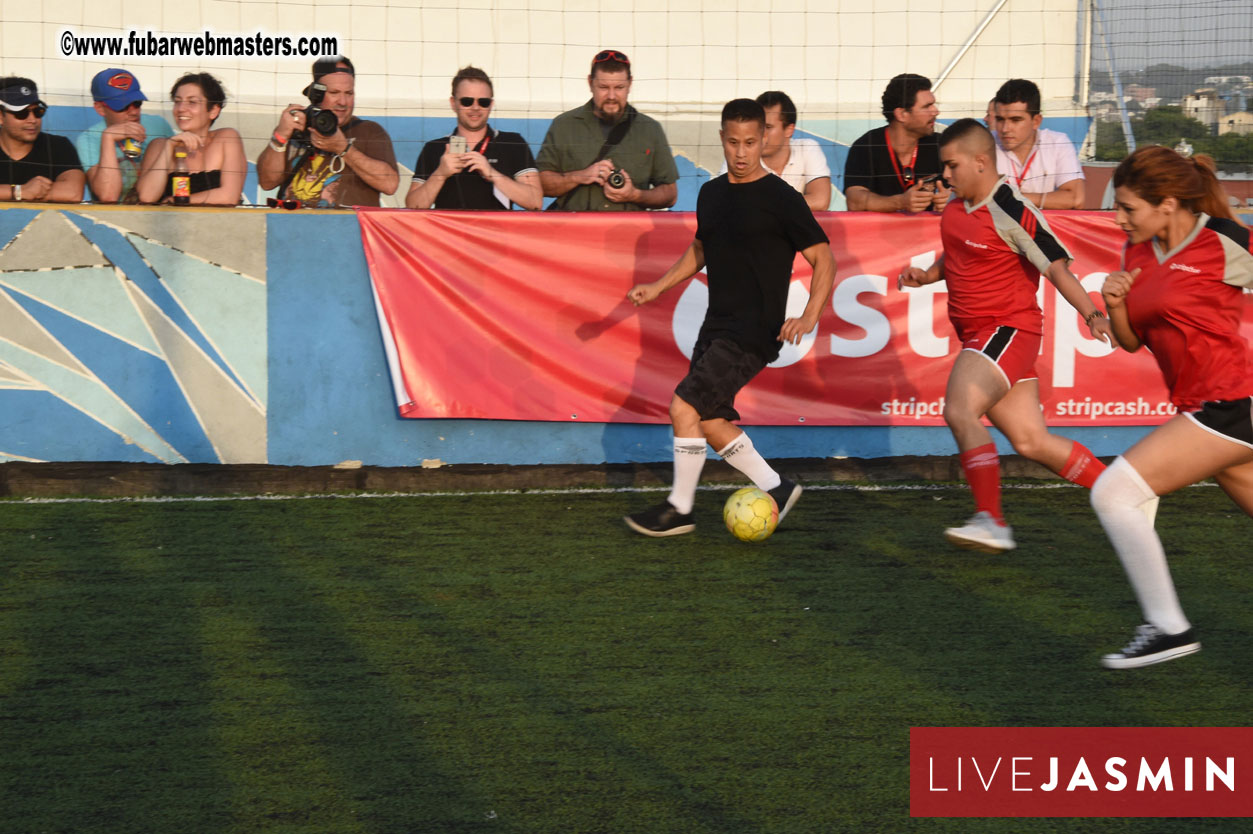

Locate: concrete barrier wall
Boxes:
[0,204,1152,467]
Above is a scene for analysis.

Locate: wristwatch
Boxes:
[12,184,20,202]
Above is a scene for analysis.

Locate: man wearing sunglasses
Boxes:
[76,69,174,203]
[257,56,398,208]
[406,66,541,210]
[537,49,678,211]
[0,78,84,204]
[843,73,949,214]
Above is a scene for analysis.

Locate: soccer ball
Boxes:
[723,487,779,542]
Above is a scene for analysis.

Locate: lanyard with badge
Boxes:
[885,127,917,191]
[1012,147,1039,187]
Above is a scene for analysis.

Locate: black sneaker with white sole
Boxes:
[767,477,802,524]
[624,501,695,537]
[1101,623,1201,669]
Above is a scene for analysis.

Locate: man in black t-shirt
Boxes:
[843,73,949,213]
[0,77,84,203]
[405,66,541,210]
[623,98,836,537]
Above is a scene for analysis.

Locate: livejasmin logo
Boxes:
[927,753,1235,793]
[1170,262,1202,274]
[910,727,1253,818]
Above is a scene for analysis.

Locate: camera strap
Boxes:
[592,107,635,163]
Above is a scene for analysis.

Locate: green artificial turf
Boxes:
[0,485,1249,834]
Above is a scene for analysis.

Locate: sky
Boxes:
[1099,0,1253,71]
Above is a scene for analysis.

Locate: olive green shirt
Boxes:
[537,101,679,211]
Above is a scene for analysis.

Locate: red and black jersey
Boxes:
[1122,214,1253,410]
[940,178,1071,341]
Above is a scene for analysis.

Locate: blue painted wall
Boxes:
[2,205,1169,468]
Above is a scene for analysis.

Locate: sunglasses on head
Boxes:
[266,197,299,211]
[593,50,630,65]
[458,97,493,108]
[8,105,46,120]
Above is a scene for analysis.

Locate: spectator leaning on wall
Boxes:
[0,77,85,204]
[77,68,174,203]
[537,49,678,211]
[843,73,950,214]
[406,66,541,210]
[257,56,399,208]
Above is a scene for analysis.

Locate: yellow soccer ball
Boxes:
[723,487,779,542]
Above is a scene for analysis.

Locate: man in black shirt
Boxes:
[0,78,84,203]
[405,66,541,210]
[623,98,836,537]
[843,73,949,213]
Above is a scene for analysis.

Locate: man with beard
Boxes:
[537,49,678,211]
[844,73,950,213]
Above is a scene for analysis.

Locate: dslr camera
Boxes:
[291,82,339,147]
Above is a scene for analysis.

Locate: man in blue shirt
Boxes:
[76,68,173,202]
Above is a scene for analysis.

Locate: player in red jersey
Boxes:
[899,119,1112,552]
[1092,146,1253,669]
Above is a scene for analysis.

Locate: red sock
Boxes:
[1060,441,1105,489]
[960,443,1003,525]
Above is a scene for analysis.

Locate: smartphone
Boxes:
[449,135,467,154]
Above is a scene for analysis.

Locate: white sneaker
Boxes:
[944,511,1016,553]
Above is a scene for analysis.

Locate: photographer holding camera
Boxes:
[256,56,398,208]
[537,49,677,211]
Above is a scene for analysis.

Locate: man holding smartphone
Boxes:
[406,66,542,210]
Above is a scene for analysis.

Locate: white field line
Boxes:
[3,481,1216,506]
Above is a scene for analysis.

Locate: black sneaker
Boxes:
[767,477,803,524]
[1101,624,1201,669]
[624,501,695,537]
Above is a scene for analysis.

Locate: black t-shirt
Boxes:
[413,127,538,210]
[0,133,82,185]
[843,127,942,197]
[695,173,829,362]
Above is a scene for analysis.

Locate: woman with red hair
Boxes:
[1093,146,1253,669]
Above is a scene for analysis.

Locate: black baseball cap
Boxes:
[0,78,45,112]
[302,56,354,97]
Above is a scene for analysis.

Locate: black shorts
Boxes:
[1185,396,1253,450]
[674,337,767,422]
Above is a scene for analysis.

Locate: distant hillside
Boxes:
[1090,61,1253,100]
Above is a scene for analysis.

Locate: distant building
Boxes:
[1204,75,1252,87]
[1125,84,1156,103]
[1219,112,1253,136]
[1183,89,1224,133]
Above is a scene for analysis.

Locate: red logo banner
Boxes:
[358,209,1251,425]
[911,727,1253,817]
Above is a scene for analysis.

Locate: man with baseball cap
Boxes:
[76,68,173,202]
[0,77,84,203]
[257,56,398,207]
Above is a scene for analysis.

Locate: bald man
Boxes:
[897,118,1112,553]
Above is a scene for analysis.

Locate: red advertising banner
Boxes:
[358,209,1250,425]
[911,726,1253,817]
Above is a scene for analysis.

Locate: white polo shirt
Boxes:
[718,136,831,193]
[995,127,1084,194]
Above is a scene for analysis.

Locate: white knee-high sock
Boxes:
[717,432,782,492]
[668,438,707,514]
[1090,457,1190,634]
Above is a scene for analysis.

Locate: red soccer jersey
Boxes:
[1122,214,1253,410]
[940,179,1071,341]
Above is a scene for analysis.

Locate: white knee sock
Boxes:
[1090,457,1190,634]
[717,432,782,492]
[668,438,707,514]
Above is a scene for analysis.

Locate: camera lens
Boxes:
[607,169,626,189]
[308,107,339,136]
